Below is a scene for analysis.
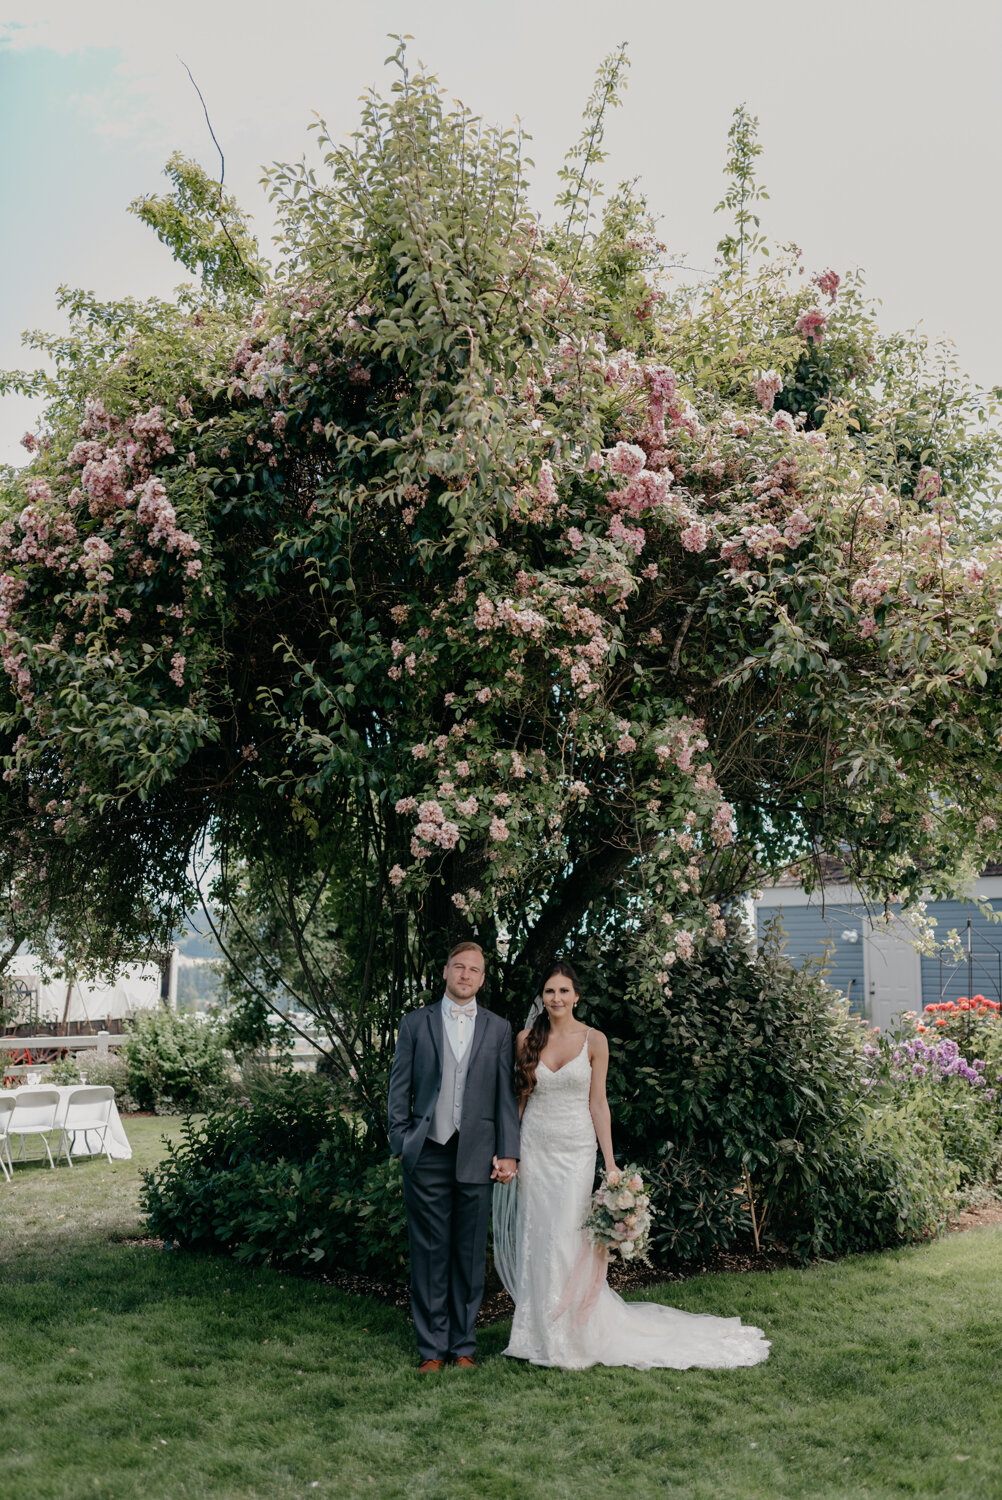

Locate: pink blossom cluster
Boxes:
[680,519,710,554]
[608,442,647,479]
[472,593,549,642]
[914,467,942,505]
[643,363,682,436]
[850,565,893,608]
[731,522,785,560]
[607,515,646,556]
[783,508,814,548]
[675,931,695,962]
[410,798,461,857]
[79,451,128,517]
[813,268,840,301]
[129,406,175,460]
[0,574,26,628]
[710,802,735,849]
[1,638,32,704]
[524,460,559,523]
[643,365,677,404]
[603,349,641,392]
[795,307,828,344]
[616,725,638,753]
[232,332,292,400]
[653,717,710,776]
[135,479,201,564]
[612,470,668,519]
[7,503,77,571]
[80,535,114,581]
[753,370,783,412]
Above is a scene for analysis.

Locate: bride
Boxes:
[500,961,770,1371]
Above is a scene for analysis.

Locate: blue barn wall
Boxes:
[918,899,1002,1008]
[756,900,866,1013]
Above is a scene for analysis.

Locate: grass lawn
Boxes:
[1,1118,1001,1500]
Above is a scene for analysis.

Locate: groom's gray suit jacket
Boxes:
[388,1003,520,1183]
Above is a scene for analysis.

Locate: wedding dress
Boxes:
[500,1031,770,1371]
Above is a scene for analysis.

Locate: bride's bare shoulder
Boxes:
[585,1027,609,1053]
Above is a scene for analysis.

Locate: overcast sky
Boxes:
[1,0,999,466]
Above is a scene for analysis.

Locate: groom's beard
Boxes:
[444,984,481,1002]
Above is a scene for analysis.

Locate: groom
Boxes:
[388,941,520,1371]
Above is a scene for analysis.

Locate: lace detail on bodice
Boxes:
[521,1032,595,1159]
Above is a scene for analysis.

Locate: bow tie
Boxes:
[450,1003,476,1020]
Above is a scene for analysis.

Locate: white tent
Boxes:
[9,954,171,1025]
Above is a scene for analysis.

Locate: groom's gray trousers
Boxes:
[388,1003,520,1361]
[402,1136,491,1360]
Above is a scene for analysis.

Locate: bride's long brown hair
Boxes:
[515,961,582,1103]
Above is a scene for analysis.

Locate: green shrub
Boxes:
[120,1007,229,1112]
[765,1103,961,1258]
[588,933,961,1262]
[140,1073,409,1281]
[45,1055,81,1085]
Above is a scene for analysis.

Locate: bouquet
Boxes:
[553,1164,654,1325]
[583,1164,653,1265]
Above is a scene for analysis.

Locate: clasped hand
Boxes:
[491,1155,517,1184]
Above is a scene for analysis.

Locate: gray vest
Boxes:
[427,1022,473,1144]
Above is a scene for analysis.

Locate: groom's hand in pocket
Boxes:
[491,1155,517,1183]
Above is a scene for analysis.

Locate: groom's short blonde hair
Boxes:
[447,941,485,962]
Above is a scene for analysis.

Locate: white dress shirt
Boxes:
[440,993,477,1062]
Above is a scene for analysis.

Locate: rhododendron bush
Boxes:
[1,49,1001,1096]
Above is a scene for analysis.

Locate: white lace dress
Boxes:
[503,1033,771,1370]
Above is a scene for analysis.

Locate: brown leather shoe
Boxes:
[452,1356,476,1368]
[418,1359,446,1373]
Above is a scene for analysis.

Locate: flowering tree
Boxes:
[1,48,1001,1113]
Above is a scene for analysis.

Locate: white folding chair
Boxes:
[58,1086,116,1166]
[7,1087,60,1169]
[0,1096,15,1180]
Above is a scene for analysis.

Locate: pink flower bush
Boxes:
[2,74,999,1027]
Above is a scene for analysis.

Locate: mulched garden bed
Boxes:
[123,1200,1002,1327]
[316,1243,804,1325]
